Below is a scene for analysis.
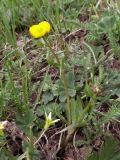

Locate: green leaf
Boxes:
[0,148,16,160]
[61,0,74,5]
[43,75,52,92]
[88,136,120,160]
[70,97,83,124]
[67,71,75,88]
[98,103,120,126]
[84,83,93,97]
[59,93,67,102]
[117,0,120,9]
[42,92,54,104]
[52,71,76,102]
[16,109,36,135]
[97,16,115,32]
[104,71,120,98]
[36,102,64,118]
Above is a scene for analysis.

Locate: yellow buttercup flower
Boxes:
[29,25,46,38]
[39,21,51,33]
[29,21,51,39]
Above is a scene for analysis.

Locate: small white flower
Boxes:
[44,112,60,130]
[47,112,52,120]
[87,67,90,70]
[0,121,6,136]
[106,81,108,84]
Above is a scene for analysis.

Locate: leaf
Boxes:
[98,103,120,126]
[41,92,54,104]
[117,0,120,9]
[52,71,76,102]
[43,75,52,92]
[97,16,115,32]
[84,83,93,98]
[88,136,120,160]
[0,148,16,160]
[0,136,6,146]
[36,102,64,118]
[70,97,83,124]
[16,109,36,135]
[62,0,74,5]
[59,93,67,102]
[104,71,120,98]
[67,71,75,88]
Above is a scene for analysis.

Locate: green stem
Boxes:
[24,55,29,109]
[43,37,60,64]
[60,60,71,125]
[95,0,102,9]
[28,126,33,160]
[82,41,97,65]
[62,97,95,147]
[77,95,96,124]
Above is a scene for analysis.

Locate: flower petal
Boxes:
[29,25,46,38]
[48,112,52,120]
[39,21,51,33]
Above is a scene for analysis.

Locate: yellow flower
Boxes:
[29,25,46,38]
[39,21,51,33]
[0,123,4,136]
[29,21,51,39]
[44,112,60,130]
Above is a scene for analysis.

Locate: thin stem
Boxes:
[95,49,112,68]
[24,54,29,109]
[60,60,71,125]
[28,126,33,160]
[34,129,46,146]
[82,41,97,65]
[43,37,60,64]
[96,0,102,9]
